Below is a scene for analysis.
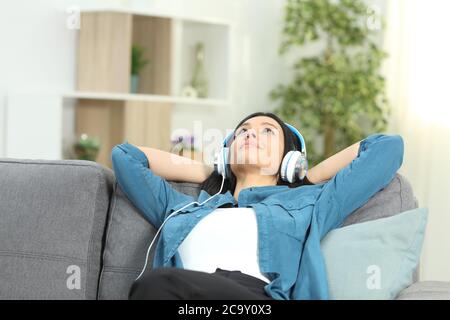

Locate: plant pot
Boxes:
[130,74,139,93]
[73,134,101,162]
[74,145,100,162]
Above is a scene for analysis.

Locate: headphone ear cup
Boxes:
[213,149,222,177]
[280,151,297,183]
[214,147,229,179]
[297,153,308,181]
[222,147,230,178]
[281,151,308,183]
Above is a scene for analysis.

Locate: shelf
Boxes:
[63,91,230,107]
[80,7,235,27]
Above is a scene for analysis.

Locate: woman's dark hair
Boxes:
[200,112,314,196]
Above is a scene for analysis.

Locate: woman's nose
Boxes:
[246,130,257,139]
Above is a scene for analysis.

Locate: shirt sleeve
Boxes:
[111,142,195,229]
[314,133,405,239]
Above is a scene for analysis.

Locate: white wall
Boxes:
[384,0,450,282]
[0,0,79,157]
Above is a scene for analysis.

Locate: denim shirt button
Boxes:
[196,214,201,218]
[287,204,293,209]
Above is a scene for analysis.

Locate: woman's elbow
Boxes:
[111,145,127,177]
[385,134,405,171]
[392,135,404,164]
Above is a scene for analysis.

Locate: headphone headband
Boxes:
[284,123,306,154]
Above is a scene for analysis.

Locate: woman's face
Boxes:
[229,116,285,177]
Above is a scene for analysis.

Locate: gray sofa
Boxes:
[1,157,449,300]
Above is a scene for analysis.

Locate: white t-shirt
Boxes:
[178,207,271,284]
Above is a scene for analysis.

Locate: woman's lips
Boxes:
[241,141,259,149]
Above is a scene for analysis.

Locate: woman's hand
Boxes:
[306,140,362,184]
[137,146,213,184]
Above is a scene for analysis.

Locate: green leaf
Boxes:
[131,44,150,76]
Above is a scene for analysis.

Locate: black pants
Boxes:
[128,267,273,300]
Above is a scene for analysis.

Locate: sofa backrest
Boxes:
[98,173,419,300]
[342,173,419,226]
[0,158,114,300]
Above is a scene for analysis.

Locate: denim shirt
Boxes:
[111,133,404,300]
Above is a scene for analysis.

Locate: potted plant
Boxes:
[73,134,101,162]
[130,43,150,93]
[271,0,389,166]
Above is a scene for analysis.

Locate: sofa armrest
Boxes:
[0,158,114,299]
[396,281,450,300]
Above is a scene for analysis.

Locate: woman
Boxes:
[111,112,404,300]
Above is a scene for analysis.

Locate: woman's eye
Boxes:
[236,127,274,137]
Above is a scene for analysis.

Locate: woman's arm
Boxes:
[313,134,404,239]
[111,142,196,228]
[306,140,362,184]
[137,146,213,184]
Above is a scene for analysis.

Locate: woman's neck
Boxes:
[233,174,278,201]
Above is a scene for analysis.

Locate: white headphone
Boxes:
[214,122,308,183]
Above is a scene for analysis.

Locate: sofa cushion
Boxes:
[321,207,427,300]
[97,181,155,300]
[98,180,200,300]
[396,281,450,300]
[342,173,418,226]
[343,173,420,283]
[0,158,113,300]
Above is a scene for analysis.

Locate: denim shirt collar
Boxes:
[198,185,290,208]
